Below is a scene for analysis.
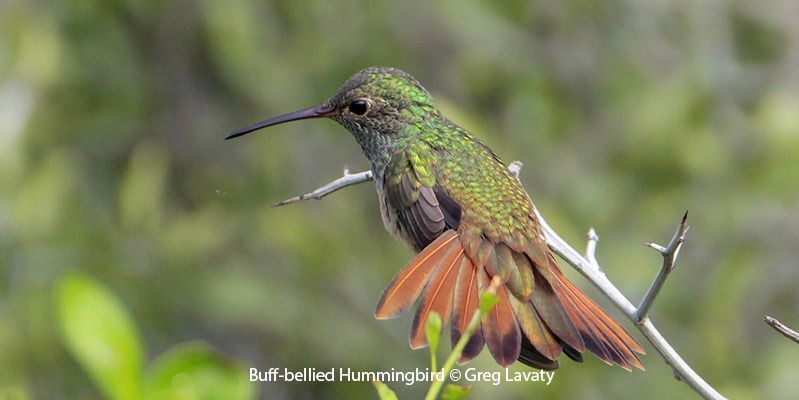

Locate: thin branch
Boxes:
[274,168,373,206]
[277,163,727,400]
[530,195,722,397]
[765,316,799,345]
[585,228,602,273]
[636,212,689,322]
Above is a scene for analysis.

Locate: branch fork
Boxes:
[275,163,727,400]
[636,212,689,324]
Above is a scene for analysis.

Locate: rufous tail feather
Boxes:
[375,229,645,371]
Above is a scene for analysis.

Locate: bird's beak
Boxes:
[226,103,336,140]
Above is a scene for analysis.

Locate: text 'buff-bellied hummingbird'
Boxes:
[228,67,644,370]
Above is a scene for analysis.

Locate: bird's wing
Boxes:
[375,145,482,353]
[381,145,457,250]
[375,136,644,369]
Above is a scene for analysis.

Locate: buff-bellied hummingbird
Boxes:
[227,67,644,370]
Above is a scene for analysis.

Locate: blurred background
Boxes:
[2,0,799,398]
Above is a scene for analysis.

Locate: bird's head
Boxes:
[227,67,438,163]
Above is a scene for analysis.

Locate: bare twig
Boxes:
[277,163,727,400]
[636,212,689,323]
[585,228,602,273]
[765,316,799,345]
[536,207,722,398]
[507,160,524,179]
[274,168,373,206]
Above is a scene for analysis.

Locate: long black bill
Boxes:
[226,104,335,140]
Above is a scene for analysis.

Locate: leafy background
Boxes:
[2,0,798,398]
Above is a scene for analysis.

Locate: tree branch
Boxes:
[277,162,727,400]
[765,316,799,345]
[636,212,689,323]
[274,168,373,206]
[584,228,601,272]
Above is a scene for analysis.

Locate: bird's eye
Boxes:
[348,100,369,115]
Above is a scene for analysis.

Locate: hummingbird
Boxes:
[228,67,644,370]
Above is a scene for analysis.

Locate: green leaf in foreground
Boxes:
[372,380,399,400]
[441,383,472,400]
[426,277,502,400]
[145,341,254,400]
[425,312,443,371]
[478,289,500,314]
[56,274,144,400]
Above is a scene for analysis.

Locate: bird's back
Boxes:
[421,123,540,249]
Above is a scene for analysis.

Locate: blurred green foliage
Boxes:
[1,0,798,399]
[373,380,399,400]
[57,274,144,400]
[145,342,252,400]
[56,274,252,400]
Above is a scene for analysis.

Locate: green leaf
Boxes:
[425,312,443,353]
[478,290,500,314]
[441,384,472,400]
[145,341,254,400]
[56,274,144,400]
[372,381,399,400]
[425,312,443,370]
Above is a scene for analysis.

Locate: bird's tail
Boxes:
[374,229,645,370]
